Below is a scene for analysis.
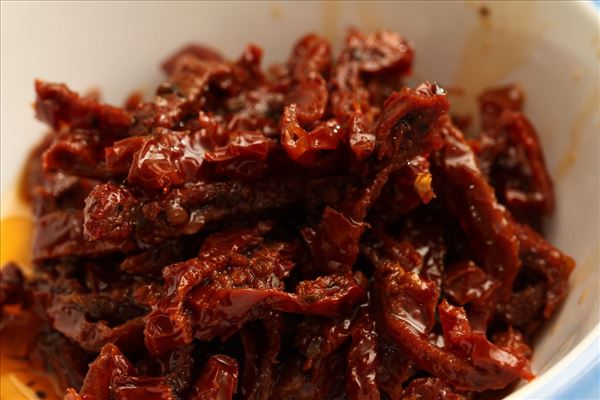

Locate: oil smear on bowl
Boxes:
[554,89,600,181]
[452,1,540,120]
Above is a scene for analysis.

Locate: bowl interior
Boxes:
[1,1,598,398]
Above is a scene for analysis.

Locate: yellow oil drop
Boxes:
[1,216,34,270]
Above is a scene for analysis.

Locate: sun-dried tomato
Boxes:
[0,29,573,400]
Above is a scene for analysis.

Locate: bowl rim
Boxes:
[1,1,598,398]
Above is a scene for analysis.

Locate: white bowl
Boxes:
[1,1,598,398]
